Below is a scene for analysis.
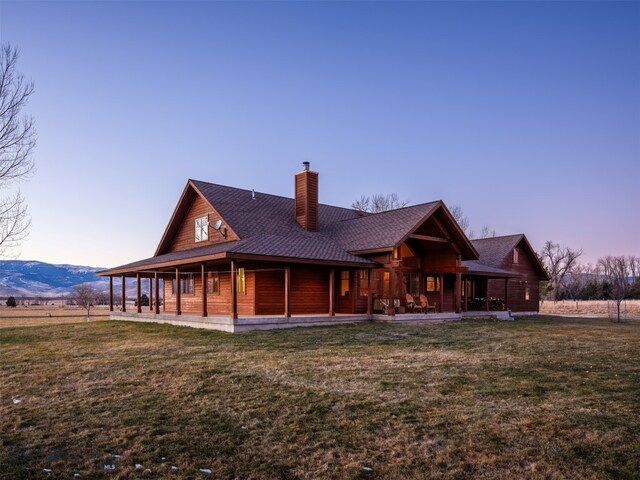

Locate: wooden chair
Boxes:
[405,293,420,313]
[379,298,390,315]
[419,294,437,313]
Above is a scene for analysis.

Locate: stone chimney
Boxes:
[294,162,318,231]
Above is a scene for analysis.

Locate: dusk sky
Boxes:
[0,1,638,268]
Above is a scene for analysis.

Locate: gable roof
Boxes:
[100,179,481,275]
[468,234,549,279]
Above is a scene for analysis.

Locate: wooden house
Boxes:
[99,163,548,331]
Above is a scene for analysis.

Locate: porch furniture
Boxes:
[379,298,390,315]
[419,294,437,313]
[405,293,420,313]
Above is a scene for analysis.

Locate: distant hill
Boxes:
[0,260,109,297]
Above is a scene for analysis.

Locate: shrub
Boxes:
[6,296,17,307]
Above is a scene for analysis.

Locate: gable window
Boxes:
[340,271,350,296]
[513,248,519,264]
[207,272,220,295]
[236,267,246,294]
[195,216,209,242]
[358,270,369,297]
[524,287,530,301]
[426,276,440,292]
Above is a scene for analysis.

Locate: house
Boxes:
[98,163,548,332]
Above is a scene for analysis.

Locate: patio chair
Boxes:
[405,293,420,313]
[419,294,437,313]
[379,298,390,315]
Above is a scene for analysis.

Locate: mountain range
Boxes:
[0,260,110,297]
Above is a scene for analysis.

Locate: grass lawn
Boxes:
[1,317,639,479]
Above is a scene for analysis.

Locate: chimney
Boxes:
[294,162,319,231]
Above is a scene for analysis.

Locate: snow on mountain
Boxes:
[0,260,111,297]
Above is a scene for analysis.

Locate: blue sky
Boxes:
[0,1,638,267]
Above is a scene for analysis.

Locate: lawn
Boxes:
[1,317,638,479]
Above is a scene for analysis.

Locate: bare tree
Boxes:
[479,224,496,239]
[598,255,639,322]
[0,44,35,257]
[352,193,408,213]
[539,241,583,301]
[449,205,473,238]
[70,284,100,319]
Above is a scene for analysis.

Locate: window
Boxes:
[340,271,350,296]
[207,272,219,295]
[426,276,440,292]
[195,216,208,242]
[172,275,194,295]
[382,271,390,297]
[513,248,519,264]
[358,270,369,297]
[524,287,530,301]
[404,273,420,297]
[236,267,246,294]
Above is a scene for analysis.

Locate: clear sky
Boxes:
[0,1,638,268]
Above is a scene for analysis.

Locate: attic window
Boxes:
[513,248,519,264]
[195,216,208,242]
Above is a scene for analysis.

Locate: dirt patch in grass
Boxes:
[1,317,639,479]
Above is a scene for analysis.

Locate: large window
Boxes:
[426,276,440,292]
[195,216,208,242]
[404,273,420,297]
[207,272,219,295]
[236,267,246,294]
[358,270,369,297]
[172,274,195,295]
[340,271,350,296]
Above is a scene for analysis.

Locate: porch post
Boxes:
[439,274,444,313]
[504,278,509,311]
[389,266,396,314]
[329,268,335,316]
[454,271,461,314]
[463,277,468,312]
[136,273,141,313]
[121,275,126,312]
[154,272,160,315]
[149,278,153,311]
[284,266,291,317]
[230,260,238,319]
[201,263,207,317]
[175,268,181,316]
[109,276,113,312]
[485,279,490,311]
[367,268,373,315]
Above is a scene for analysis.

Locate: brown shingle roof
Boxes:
[100,179,479,275]
[470,234,524,268]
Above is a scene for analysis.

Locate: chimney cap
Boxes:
[302,161,310,171]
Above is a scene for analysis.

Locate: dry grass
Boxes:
[540,300,640,319]
[0,306,109,328]
[1,317,639,479]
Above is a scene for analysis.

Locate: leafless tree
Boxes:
[0,44,35,257]
[539,241,583,301]
[597,255,639,322]
[449,205,473,238]
[352,193,409,213]
[479,224,496,239]
[70,284,100,319]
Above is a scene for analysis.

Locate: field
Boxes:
[0,306,110,328]
[1,317,639,479]
[540,300,640,319]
